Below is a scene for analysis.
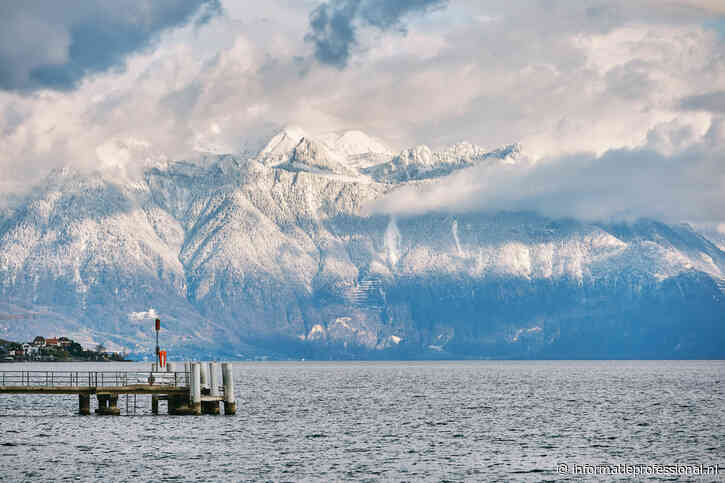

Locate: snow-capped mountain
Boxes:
[1,129,723,359]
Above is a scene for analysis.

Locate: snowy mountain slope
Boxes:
[363,142,524,183]
[0,128,723,359]
[0,168,234,356]
[692,223,725,252]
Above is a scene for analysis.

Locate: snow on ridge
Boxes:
[250,126,528,184]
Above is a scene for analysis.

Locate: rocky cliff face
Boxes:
[1,128,723,359]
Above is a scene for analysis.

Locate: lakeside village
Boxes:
[0,336,127,362]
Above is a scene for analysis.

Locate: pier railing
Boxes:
[0,362,236,416]
[0,370,190,388]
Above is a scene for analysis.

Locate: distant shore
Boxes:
[0,358,132,363]
[1,336,129,363]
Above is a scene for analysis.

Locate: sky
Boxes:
[0,0,723,223]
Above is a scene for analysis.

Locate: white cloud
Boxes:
[367,116,725,223]
[0,0,723,225]
[129,308,159,322]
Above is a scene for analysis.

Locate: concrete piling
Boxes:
[167,394,181,414]
[168,394,193,415]
[201,362,220,415]
[190,363,202,415]
[201,400,220,414]
[96,394,120,415]
[152,395,159,414]
[78,394,91,415]
[222,362,236,415]
[199,362,208,390]
[209,363,219,396]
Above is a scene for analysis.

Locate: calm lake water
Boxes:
[0,360,723,481]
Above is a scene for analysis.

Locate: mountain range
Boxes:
[1,127,723,359]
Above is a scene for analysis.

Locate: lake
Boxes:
[0,360,723,481]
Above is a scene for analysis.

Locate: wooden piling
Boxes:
[152,395,159,414]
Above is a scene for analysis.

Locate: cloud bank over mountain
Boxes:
[0,0,724,226]
[368,119,725,223]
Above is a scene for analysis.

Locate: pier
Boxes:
[0,362,236,416]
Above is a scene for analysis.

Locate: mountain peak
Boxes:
[275,137,359,177]
[258,125,308,160]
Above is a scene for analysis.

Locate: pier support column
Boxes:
[201,400,220,415]
[222,362,236,415]
[78,394,91,415]
[96,394,120,415]
[167,394,187,415]
[209,363,219,396]
[199,363,208,392]
[190,363,202,415]
[152,395,159,415]
[201,362,220,415]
